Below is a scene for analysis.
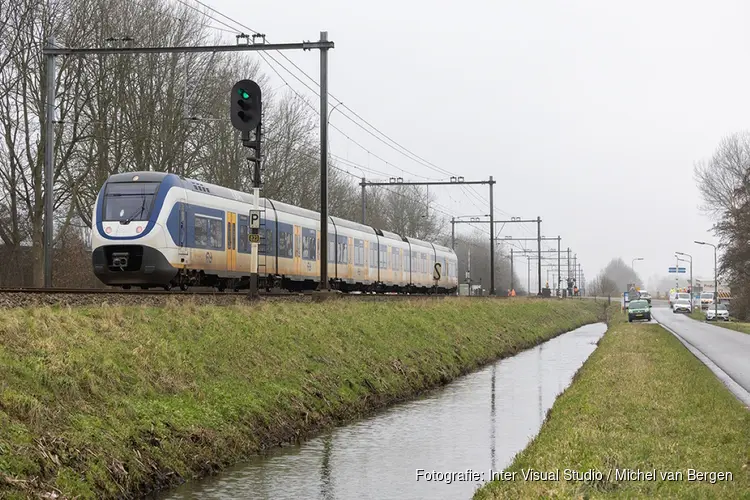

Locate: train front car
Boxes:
[91,171,180,289]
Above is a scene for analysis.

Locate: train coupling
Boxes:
[111,252,129,268]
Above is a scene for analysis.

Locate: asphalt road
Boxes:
[651,302,750,406]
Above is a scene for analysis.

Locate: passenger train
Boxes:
[91,171,459,293]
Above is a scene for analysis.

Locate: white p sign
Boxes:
[249,210,260,229]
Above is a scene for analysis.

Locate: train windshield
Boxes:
[102,182,160,222]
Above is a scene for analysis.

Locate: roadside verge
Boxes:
[474,309,750,499]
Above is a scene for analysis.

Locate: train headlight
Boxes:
[136,226,143,233]
[132,175,140,181]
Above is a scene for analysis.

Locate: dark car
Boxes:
[628,299,651,322]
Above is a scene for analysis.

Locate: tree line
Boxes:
[586,257,641,297]
[0,0,519,291]
[695,131,750,319]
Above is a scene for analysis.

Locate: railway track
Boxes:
[0,287,296,296]
[0,288,610,309]
[0,287,466,297]
[0,287,500,308]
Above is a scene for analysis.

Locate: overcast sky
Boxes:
[212,0,748,289]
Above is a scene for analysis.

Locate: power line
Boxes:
[175,0,541,238]
[174,2,482,185]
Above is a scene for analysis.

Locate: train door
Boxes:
[348,237,354,281]
[226,212,237,273]
[294,225,301,277]
[178,201,188,263]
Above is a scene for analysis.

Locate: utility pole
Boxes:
[451,217,455,250]
[361,177,366,224]
[573,253,577,293]
[489,176,495,295]
[676,251,693,300]
[567,248,571,296]
[44,36,56,288]
[319,31,331,290]
[537,216,542,295]
[527,256,530,295]
[557,236,561,297]
[510,248,514,293]
[42,34,335,289]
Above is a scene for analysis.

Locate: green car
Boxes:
[628,299,651,322]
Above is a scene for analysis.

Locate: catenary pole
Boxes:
[44,36,56,287]
[536,216,542,295]
[489,176,495,295]
[319,31,330,290]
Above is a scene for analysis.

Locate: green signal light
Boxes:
[238,89,250,99]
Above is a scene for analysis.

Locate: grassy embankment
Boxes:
[0,297,604,499]
[475,306,750,499]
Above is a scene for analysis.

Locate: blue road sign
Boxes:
[668,267,677,273]
[678,267,686,273]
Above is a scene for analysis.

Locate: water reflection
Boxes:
[489,364,496,471]
[161,323,606,500]
[320,435,333,500]
[538,343,544,423]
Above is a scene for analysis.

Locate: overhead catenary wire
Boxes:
[173,1,500,196]
[173,0,553,243]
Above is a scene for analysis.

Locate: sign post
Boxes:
[668,265,687,292]
[248,189,261,298]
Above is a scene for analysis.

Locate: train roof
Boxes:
[104,172,455,255]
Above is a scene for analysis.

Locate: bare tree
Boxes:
[0,0,455,287]
[587,275,618,296]
[694,131,750,319]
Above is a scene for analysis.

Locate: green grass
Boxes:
[0,297,604,499]
[711,322,750,335]
[474,308,750,499]
[688,308,750,335]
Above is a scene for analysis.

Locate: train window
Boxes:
[354,239,364,266]
[263,222,275,256]
[102,181,159,222]
[392,248,400,271]
[211,220,222,249]
[379,247,386,268]
[405,252,410,272]
[193,215,223,249]
[238,215,248,253]
[302,228,316,261]
[239,224,248,252]
[337,236,348,264]
[278,229,293,258]
[329,240,335,263]
[194,217,208,247]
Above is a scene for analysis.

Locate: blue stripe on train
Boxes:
[166,202,225,250]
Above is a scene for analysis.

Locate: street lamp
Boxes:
[675,251,693,304]
[631,257,643,285]
[694,241,718,318]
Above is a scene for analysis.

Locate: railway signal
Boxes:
[230,79,262,132]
